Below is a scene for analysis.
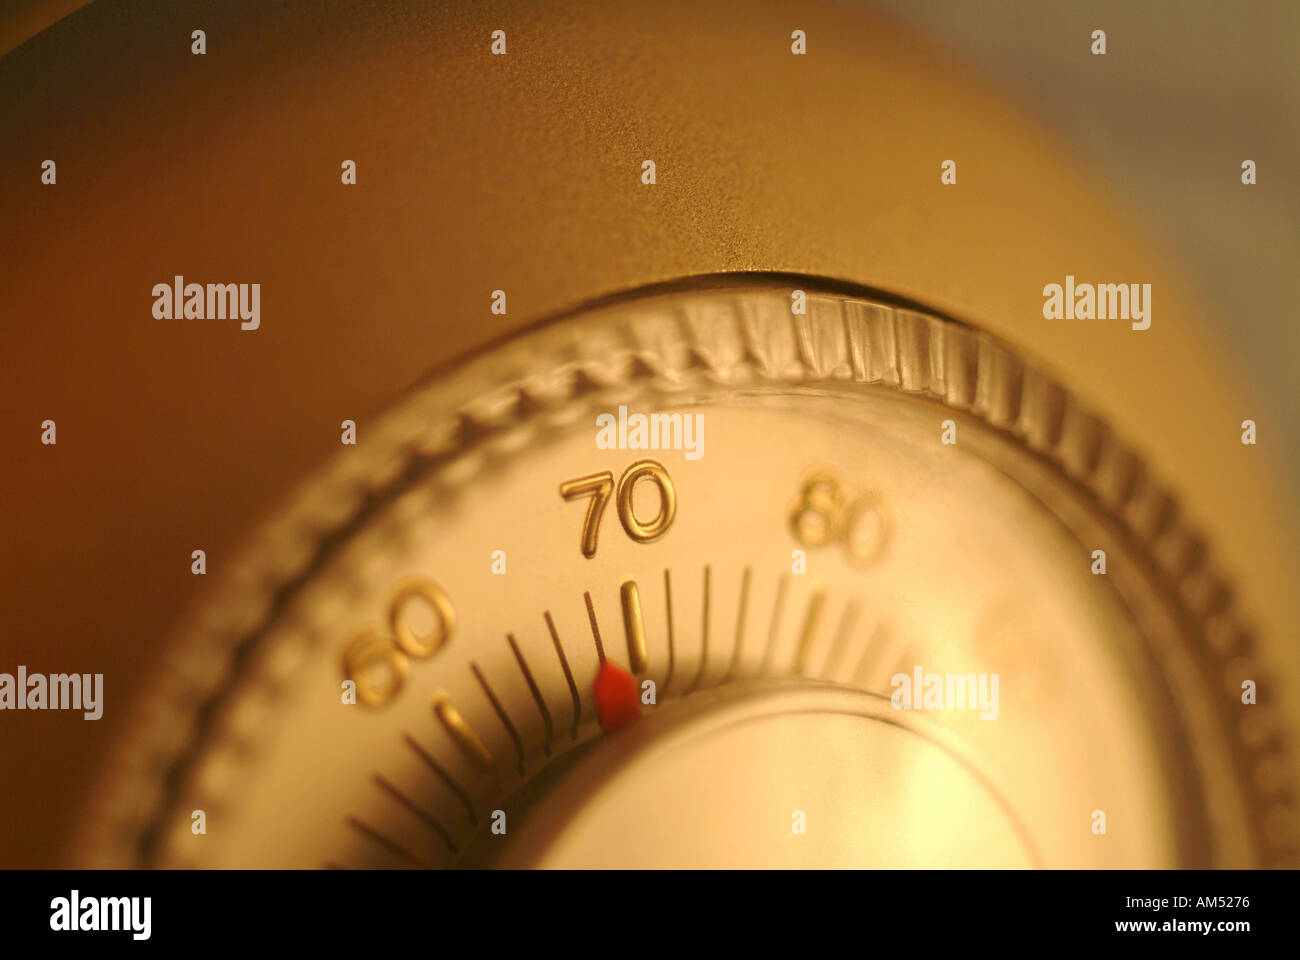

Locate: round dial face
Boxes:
[84,277,1291,869]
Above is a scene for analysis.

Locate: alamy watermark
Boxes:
[890,666,1000,720]
[50,891,150,940]
[152,275,260,330]
[0,666,102,719]
[1042,275,1151,330]
[595,405,703,460]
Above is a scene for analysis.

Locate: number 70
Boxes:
[559,459,677,558]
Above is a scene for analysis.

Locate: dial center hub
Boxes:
[489,682,1039,868]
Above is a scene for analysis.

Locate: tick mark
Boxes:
[761,573,789,674]
[726,566,752,682]
[687,564,711,692]
[402,733,478,825]
[506,633,554,756]
[820,599,861,681]
[585,590,606,662]
[346,815,432,869]
[432,695,494,772]
[545,611,581,740]
[662,569,676,694]
[472,662,526,778]
[850,620,893,689]
[372,773,458,854]
[620,578,649,674]
[792,589,826,676]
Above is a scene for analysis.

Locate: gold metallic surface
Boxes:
[559,472,616,559]
[620,579,649,676]
[615,459,678,546]
[70,281,1290,868]
[389,579,456,660]
[433,698,494,774]
[341,627,410,710]
[0,0,1295,868]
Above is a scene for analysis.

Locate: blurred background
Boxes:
[6,0,1298,462]
[869,0,1300,503]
